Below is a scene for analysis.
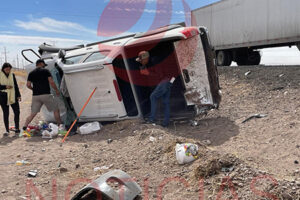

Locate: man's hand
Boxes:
[140,69,150,76]
[26,81,33,90]
[6,85,13,89]
[17,97,21,102]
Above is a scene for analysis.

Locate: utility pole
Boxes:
[16,54,19,69]
[22,59,25,70]
[2,47,8,63]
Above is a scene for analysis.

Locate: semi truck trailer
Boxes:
[191,0,300,66]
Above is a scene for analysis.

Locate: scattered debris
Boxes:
[272,86,285,91]
[107,139,113,144]
[1,189,7,194]
[294,160,299,164]
[15,160,30,166]
[221,166,235,173]
[28,170,37,177]
[190,120,199,127]
[84,144,89,148]
[202,140,212,145]
[93,167,101,172]
[278,74,285,78]
[100,166,110,170]
[149,136,156,142]
[71,170,142,200]
[75,164,80,169]
[59,167,68,173]
[245,71,251,76]
[79,122,101,135]
[175,143,199,164]
[242,114,268,123]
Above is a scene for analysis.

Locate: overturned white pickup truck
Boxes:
[22,25,221,123]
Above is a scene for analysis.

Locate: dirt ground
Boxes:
[0,66,300,200]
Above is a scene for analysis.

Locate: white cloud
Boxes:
[15,17,96,36]
[0,31,14,34]
[0,34,87,46]
[0,34,89,67]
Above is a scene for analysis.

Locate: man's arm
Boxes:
[48,77,60,96]
[26,81,33,90]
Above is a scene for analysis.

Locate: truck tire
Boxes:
[216,51,232,66]
[236,56,248,66]
[247,51,261,65]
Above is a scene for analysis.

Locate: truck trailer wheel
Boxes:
[236,56,248,66]
[216,51,232,66]
[247,51,261,65]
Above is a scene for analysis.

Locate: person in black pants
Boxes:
[0,63,21,136]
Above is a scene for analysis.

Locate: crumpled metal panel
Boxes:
[71,170,142,200]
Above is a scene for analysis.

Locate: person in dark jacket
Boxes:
[0,63,21,136]
[136,51,175,127]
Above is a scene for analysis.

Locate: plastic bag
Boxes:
[42,130,52,139]
[42,123,58,139]
[175,143,199,164]
[49,123,58,136]
[79,122,101,135]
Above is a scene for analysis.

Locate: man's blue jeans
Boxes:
[149,81,171,126]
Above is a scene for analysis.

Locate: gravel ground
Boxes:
[0,66,300,200]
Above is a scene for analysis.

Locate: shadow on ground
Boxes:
[169,117,239,146]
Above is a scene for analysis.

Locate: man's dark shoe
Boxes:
[161,123,169,128]
[3,132,9,137]
[144,119,155,125]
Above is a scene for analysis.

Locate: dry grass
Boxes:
[12,69,27,77]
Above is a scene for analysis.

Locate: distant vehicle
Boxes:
[22,25,221,122]
[192,0,300,66]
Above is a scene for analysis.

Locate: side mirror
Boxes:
[58,49,66,59]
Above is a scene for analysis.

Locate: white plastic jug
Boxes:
[49,123,58,136]
[79,122,101,135]
[175,143,199,164]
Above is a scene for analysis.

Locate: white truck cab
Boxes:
[22,25,221,122]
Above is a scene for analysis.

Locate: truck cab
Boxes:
[22,25,221,122]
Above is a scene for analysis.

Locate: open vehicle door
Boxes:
[173,27,221,111]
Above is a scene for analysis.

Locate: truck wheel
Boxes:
[236,57,248,66]
[247,51,261,65]
[216,51,231,66]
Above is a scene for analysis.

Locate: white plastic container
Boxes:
[175,143,199,164]
[49,123,58,136]
[79,122,101,135]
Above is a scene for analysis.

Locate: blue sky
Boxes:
[0,0,219,66]
[0,0,299,66]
